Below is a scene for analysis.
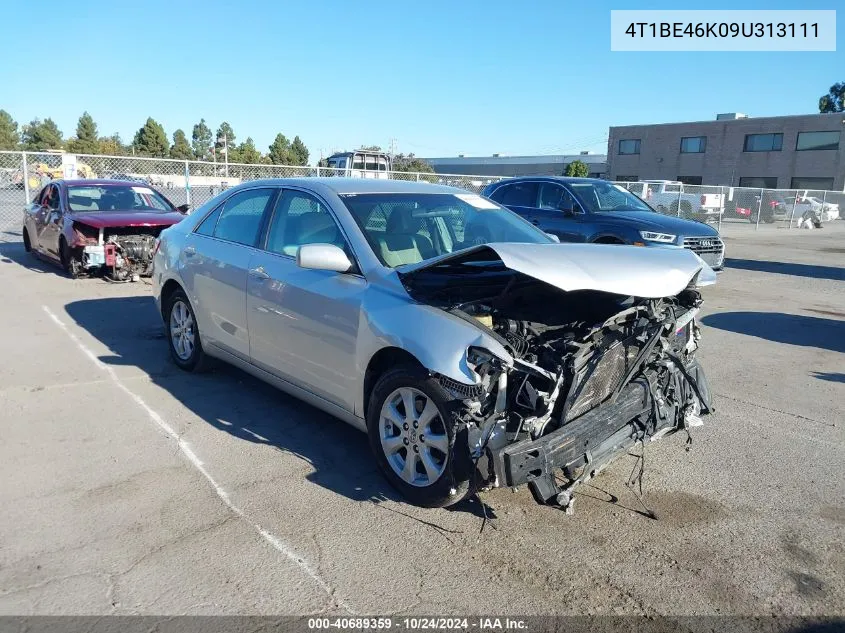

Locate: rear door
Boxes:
[488,182,539,221]
[179,187,278,361]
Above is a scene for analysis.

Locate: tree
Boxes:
[170,129,193,160]
[819,82,845,113]
[0,110,19,150]
[132,117,169,157]
[564,159,590,177]
[215,121,236,160]
[268,133,292,164]
[289,136,309,165]
[98,133,126,156]
[191,118,213,159]
[66,112,99,154]
[392,153,434,173]
[21,118,63,150]
[236,137,262,164]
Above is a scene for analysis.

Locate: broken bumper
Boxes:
[493,360,712,505]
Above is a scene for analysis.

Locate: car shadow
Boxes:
[0,241,66,276]
[63,296,494,519]
[725,258,845,282]
[701,312,845,354]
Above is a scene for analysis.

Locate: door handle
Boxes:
[183,246,196,257]
[249,266,270,280]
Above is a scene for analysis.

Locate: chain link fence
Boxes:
[1,150,842,241]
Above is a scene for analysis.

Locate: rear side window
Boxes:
[494,183,538,207]
[203,188,275,246]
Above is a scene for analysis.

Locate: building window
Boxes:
[796,131,840,151]
[791,177,835,190]
[618,139,641,155]
[743,133,783,152]
[680,137,707,153]
[738,177,778,189]
[677,176,703,185]
[615,175,638,182]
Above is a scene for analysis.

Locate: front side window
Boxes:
[46,185,60,209]
[568,182,652,213]
[211,188,275,246]
[537,183,578,211]
[618,139,641,155]
[265,190,346,256]
[744,133,783,152]
[340,193,552,267]
[680,136,707,153]
[796,131,840,151]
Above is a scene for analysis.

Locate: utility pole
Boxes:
[389,137,397,158]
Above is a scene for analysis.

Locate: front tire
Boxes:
[165,289,210,372]
[22,228,31,252]
[367,366,473,508]
[59,238,80,278]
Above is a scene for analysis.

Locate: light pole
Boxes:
[217,133,229,177]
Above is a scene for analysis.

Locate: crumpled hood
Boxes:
[69,211,185,229]
[399,243,716,298]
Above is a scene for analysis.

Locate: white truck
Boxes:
[625,180,725,222]
[325,150,392,179]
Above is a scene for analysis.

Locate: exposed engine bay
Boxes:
[401,255,714,512]
[69,223,162,282]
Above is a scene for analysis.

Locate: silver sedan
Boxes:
[153,179,715,510]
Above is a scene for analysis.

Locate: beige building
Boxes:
[608,112,845,191]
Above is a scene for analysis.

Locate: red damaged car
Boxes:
[22,180,188,281]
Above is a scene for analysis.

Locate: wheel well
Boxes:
[363,347,424,418]
[593,236,625,244]
[159,279,184,320]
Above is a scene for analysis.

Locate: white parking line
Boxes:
[42,305,355,614]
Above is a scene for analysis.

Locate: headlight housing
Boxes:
[639,230,677,244]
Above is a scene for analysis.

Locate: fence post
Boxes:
[21,152,30,203]
[676,188,682,217]
[416,172,420,182]
[184,161,191,207]
[755,189,763,230]
[315,165,320,177]
[788,192,799,229]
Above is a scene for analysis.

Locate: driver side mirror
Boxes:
[176,203,190,214]
[557,200,576,216]
[297,244,353,273]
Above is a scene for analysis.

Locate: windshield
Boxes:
[66,184,174,213]
[568,182,653,213]
[339,192,553,267]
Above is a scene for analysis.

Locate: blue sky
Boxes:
[1,0,841,161]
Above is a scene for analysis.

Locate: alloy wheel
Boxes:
[379,387,449,487]
[169,300,195,361]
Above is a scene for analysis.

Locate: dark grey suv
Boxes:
[482,177,725,269]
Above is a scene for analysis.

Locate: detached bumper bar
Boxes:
[497,361,712,505]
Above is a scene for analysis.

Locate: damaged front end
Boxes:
[400,245,715,512]
[69,222,163,282]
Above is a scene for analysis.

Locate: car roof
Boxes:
[52,179,154,187]
[484,176,607,188]
[230,177,469,195]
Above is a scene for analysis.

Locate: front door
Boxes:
[182,187,278,361]
[39,184,64,258]
[247,188,365,411]
[529,182,585,242]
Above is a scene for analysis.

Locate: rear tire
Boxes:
[165,289,211,372]
[366,366,473,508]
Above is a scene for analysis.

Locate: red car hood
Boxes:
[69,211,185,229]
